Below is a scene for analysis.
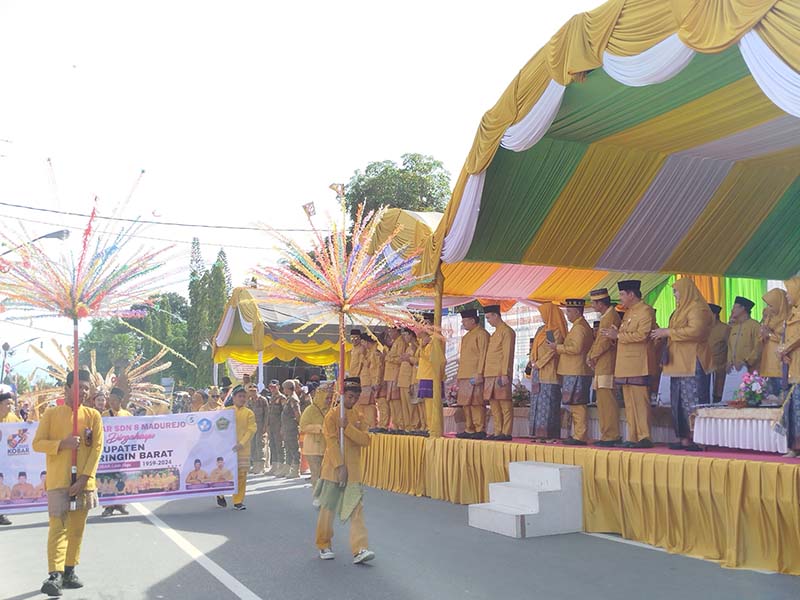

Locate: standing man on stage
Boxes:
[347,329,367,379]
[483,305,516,441]
[587,289,622,446]
[707,304,730,403]
[384,327,405,432]
[455,308,490,440]
[397,328,418,434]
[552,299,594,446]
[315,377,375,564]
[356,334,379,428]
[601,280,655,449]
[32,369,103,597]
[727,296,761,375]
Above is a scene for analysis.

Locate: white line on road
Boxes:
[132,502,263,600]
[248,483,310,496]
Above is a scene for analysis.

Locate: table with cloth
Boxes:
[693,406,787,454]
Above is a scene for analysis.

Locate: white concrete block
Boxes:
[488,482,540,512]
[468,503,528,539]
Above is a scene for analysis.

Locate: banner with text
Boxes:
[0,410,238,515]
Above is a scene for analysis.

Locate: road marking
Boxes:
[248,483,309,496]
[132,502,263,600]
[582,532,775,575]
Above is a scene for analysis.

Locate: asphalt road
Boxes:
[4,473,798,600]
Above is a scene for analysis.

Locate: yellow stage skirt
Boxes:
[361,435,800,575]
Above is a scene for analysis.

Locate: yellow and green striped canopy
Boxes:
[423,0,800,297]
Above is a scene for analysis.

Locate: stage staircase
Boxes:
[468,461,583,539]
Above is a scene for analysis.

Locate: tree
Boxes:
[344,153,451,222]
[190,237,204,279]
[216,249,232,294]
[79,320,139,376]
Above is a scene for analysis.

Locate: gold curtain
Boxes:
[361,435,800,575]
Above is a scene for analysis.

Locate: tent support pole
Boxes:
[430,264,445,438]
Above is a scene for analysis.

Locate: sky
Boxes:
[0,0,600,376]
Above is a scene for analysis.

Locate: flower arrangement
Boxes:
[730,371,766,408]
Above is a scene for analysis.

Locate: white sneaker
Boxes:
[353,548,375,564]
[319,548,335,560]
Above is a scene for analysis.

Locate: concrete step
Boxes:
[469,461,584,539]
[488,482,540,512]
[508,461,570,491]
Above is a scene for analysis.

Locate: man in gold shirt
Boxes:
[456,308,490,440]
[601,280,655,449]
[355,334,380,428]
[727,296,761,374]
[587,289,622,446]
[483,305,516,441]
[315,377,374,564]
[707,304,730,403]
[347,329,367,379]
[209,457,234,483]
[552,299,594,446]
[224,385,257,510]
[185,459,209,485]
[384,327,406,432]
[32,369,104,596]
[397,327,418,434]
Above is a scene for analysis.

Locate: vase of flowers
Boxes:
[731,371,766,408]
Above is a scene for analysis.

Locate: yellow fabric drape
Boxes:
[522,145,666,267]
[370,208,442,257]
[233,289,265,352]
[530,268,608,302]
[361,435,800,575]
[419,0,800,278]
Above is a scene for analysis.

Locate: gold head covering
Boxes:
[533,302,568,354]
[762,288,791,330]
[785,277,800,325]
[669,278,712,328]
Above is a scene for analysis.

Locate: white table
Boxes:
[693,407,787,454]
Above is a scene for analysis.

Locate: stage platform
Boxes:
[361,433,800,575]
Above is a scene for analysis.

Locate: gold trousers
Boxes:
[232,468,248,505]
[409,402,426,431]
[622,385,651,442]
[315,502,368,555]
[306,455,323,487]
[399,387,414,430]
[596,388,620,441]
[376,396,391,428]
[358,404,377,428]
[569,405,588,441]
[464,405,486,433]
[48,509,89,572]
[389,399,404,430]
[489,400,513,436]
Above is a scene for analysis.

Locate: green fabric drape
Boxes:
[645,275,677,327]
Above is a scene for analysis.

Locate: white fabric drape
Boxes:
[603,34,695,87]
[740,30,800,118]
[694,416,788,454]
[441,171,486,264]
[238,308,254,335]
[214,307,236,346]
[500,80,565,151]
[213,362,219,386]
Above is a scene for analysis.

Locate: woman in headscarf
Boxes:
[780,277,800,458]
[759,288,791,397]
[651,278,713,451]
[529,303,568,441]
[299,381,333,503]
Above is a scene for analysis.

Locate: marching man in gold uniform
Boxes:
[707,304,730,403]
[552,299,594,446]
[33,370,103,597]
[483,305,516,441]
[315,377,375,564]
[455,309,490,440]
[229,385,257,510]
[601,280,656,449]
[588,289,622,446]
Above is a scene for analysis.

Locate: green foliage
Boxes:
[79,320,139,376]
[344,153,451,222]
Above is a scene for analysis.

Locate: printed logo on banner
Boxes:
[186,415,196,425]
[197,418,212,433]
[215,417,230,431]
[7,428,31,455]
